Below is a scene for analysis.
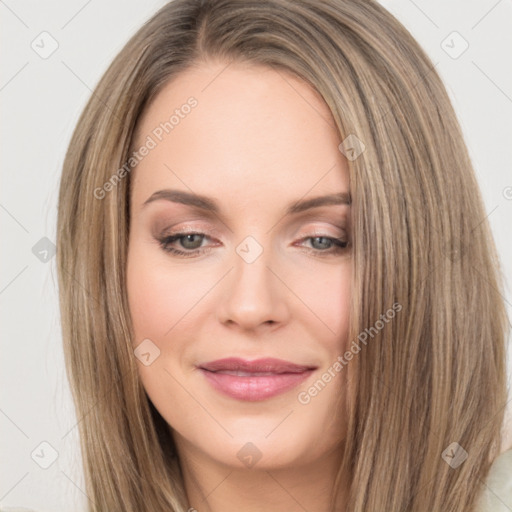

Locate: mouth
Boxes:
[198,357,317,401]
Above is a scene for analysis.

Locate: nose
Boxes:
[215,244,290,332]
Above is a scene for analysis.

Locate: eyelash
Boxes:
[156,232,349,258]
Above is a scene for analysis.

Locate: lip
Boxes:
[198,357,317,401]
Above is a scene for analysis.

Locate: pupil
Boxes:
[182,234,202,249]
[312,237,331,250]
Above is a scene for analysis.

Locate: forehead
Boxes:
[130,61,349,211]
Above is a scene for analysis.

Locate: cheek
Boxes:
[127,244,205,343]
[126,244,202,415]
[289,261,351,352]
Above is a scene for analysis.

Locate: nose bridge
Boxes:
[232,234,274,301]
[216,234,288,329]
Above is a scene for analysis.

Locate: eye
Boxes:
[299,235,349,254]
[175,233,205,250]
[157,232,215,257]
[156,232,350,259]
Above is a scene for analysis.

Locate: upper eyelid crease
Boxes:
[142,189,351,215]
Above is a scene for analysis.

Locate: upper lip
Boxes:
[198,357,317,374]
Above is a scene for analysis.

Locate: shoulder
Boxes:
[476,448,512,511]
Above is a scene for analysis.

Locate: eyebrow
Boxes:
[142,189,351,214]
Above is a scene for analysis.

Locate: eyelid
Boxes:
[155,219,348,242]
[294,221,348,237]
[157,223,220,237]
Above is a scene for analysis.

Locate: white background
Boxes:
[1,0,511,510]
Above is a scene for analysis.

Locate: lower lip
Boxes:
[200,369,314,401]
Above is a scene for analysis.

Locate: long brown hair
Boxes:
[56,1,509,510]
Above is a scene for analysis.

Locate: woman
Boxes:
[54,0,511,510]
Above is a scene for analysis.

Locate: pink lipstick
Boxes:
[198,357,316,401]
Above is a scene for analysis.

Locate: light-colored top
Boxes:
[476,448,512,511]
[2,450,511,511]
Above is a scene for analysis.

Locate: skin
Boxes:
[127,60,352,512]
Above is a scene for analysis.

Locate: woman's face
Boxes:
[127,60,352,471]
